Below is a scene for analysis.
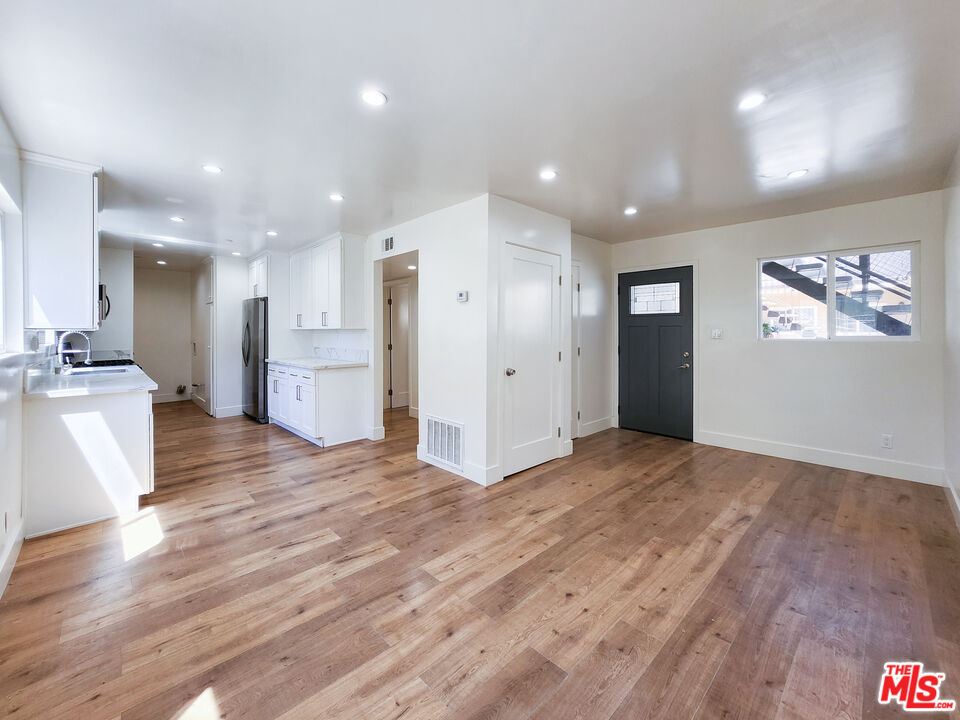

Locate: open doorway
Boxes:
[381,250,419,438]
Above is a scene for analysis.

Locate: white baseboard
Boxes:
[214,405,244,418]
[191,394,210,414]
[0,517,24,600]
[152,393,191,404]
[561,439,574,457]
[367,425,385,441]
[579,416,614,438]
[698,430,945,486]
[944,471,960,531]
[409,405,419,419]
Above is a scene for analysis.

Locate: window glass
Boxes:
[834,250,912,337]
[759,256,828,340]
[630,282,680,315]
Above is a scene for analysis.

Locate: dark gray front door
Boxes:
[618,266,693,440]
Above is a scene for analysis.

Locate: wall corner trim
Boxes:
[0,518,24,600]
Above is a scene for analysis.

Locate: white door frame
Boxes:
[499,242,563,477]
[571,262,582,439]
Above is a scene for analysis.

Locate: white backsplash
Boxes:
[312,329,371,365]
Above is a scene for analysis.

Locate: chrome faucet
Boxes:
[58,331,92,372]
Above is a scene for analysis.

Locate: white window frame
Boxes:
[758,242,919,342]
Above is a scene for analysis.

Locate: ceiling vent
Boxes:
[382,236,395,253]
[425,415,463,471]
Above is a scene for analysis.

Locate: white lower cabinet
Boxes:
[266,362,366,446]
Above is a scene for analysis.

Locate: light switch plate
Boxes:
[711,328,723,339]
[457,291,469,303]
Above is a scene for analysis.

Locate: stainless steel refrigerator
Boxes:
[241,297,268,422]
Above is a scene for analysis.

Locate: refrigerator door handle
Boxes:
[241,322,251,366]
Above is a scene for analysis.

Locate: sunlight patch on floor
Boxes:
[172,687,221,720]
[120,507,164,561]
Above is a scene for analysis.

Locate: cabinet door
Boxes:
[310,244,329,327]
[268,374,286,422]
[24,160,100,330]
[287,381,304,431]
[248,261,258,298]
[258,257,268,297]
[290,250,313,328]
[299,383,317,437]
[325,239,342,329]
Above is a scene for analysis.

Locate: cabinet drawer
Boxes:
[293,370,316,385]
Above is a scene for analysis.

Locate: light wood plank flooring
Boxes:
[1,402,959,719]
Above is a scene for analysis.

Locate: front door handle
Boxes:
[678,363,691,370]
[505,368,516,376]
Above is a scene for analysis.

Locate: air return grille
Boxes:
[382,236,395,253]
[425,416,463,471]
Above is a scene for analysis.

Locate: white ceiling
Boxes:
[382,250,419,282]
[1,1,959,262]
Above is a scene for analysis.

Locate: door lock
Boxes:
[505,368,516,376]
[682,351,690,358]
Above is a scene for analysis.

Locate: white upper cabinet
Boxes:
[289,248,313,328]
[23,154,101,330]
[248,254,268,298]
[289,232,364,329]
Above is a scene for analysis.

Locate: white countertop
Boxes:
[266,357,368,370]
[25,366,159,399]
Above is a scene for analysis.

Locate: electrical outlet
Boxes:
[880,433,893,450]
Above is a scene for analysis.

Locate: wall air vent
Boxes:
[382,236,395,253]
[425,415,463,471]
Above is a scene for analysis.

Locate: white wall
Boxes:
[487,195,573,482]
[90,247,133,357]
[0,108,23,596]
[133,268,192,403]
[572,233,614,437]
[368,196,491,484]
[613,190,946,485]
[213,256,248,417]
[943,145,960,512]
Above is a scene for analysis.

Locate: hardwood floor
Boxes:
[2,402,959,719]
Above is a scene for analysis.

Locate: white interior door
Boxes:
[391,284,410,407]
[502,243,561,476]
[572,263,581,439]
[383,283,411,408]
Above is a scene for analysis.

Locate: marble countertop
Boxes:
[25,366,159,399]
[266,357,369,370]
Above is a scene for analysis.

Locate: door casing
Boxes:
[615,261,699,441]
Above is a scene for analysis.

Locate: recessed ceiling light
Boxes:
[361,89,388,106]
[231,252,241,256]
[786,168,809,179]
[157,260,167,265]
[169,216,184,223]
[202,164,222,174]
[539,168,558,181]
[407,265,417,270]
[624,206,638,216]
[738,92,767,111]
[329,192,344,202]
[266,230,278,237]
[152,242,164,247]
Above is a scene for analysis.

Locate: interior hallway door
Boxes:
[502,244,562,476]
[618,266,693,440]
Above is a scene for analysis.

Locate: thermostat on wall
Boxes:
[457,290,469,303]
